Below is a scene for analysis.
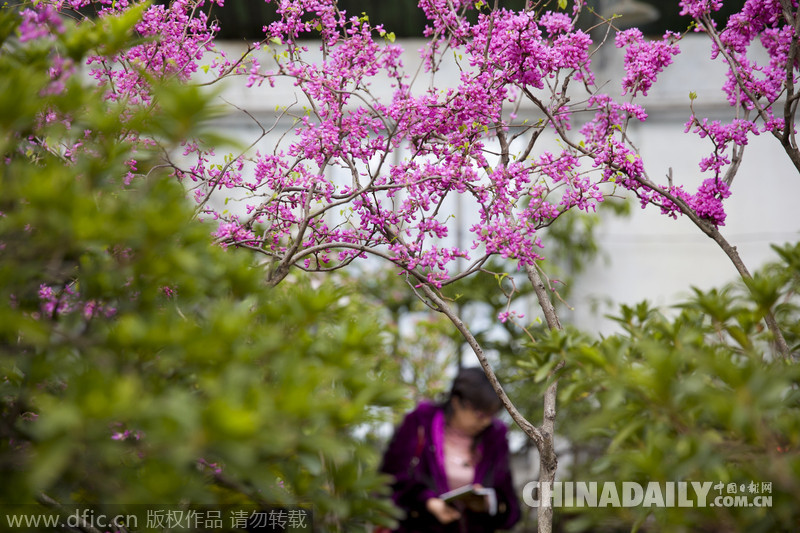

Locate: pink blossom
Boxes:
[44,0,789,315]
[498,310,524,323]
[616,29,681,97]
[18,3,64,43]
[161,286,178,299]
[212,221,258,248]
[111,429,143,442]
[689,178,731,226]
[198,458,223,474]
[678,0,724,19]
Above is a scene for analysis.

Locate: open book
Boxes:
[439,485,497,516]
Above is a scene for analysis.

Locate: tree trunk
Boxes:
[421,261,565,533]
[524,264,563,532]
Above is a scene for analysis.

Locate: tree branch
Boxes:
[419,285,545,447]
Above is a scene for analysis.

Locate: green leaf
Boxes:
[534,358,557,383]
[608,419,644,452]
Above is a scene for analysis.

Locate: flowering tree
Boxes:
[10,0,800,531]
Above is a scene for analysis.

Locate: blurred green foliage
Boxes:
[0,6,404,531]
[511,243,800,532]
[340,266,459,412]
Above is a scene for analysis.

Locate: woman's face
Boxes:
[450,396,497,436]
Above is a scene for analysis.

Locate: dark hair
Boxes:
[444,367,502,419]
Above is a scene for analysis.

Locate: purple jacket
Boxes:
[379,402,521,533]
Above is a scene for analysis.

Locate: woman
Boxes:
[380,367,521,532]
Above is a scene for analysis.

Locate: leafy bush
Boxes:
[513,243,800,532]
[0,6,403,531]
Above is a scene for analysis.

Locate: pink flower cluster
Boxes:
[265,0,342,43]
[49,0,798,287]
[81,0,226,105]
[689,178,732,225]
[38,284,117,320]
[418,0,474,41]
[676,0,797,226]
[658,178,731,226]
[497,310,525,324]
[616,28,681,97]
[198,458,223,474]
[176,0,697,282]
[18,3,64,42]
[212,221,258,248]
[715,0,794,115]
[684,117,759,177]
[468,9,594,89]
[111,429,144,441]
[678,0,724,19]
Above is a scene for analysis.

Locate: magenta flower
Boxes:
[616,28,681,97]
[18,3,64,43]
[689,178,732,226]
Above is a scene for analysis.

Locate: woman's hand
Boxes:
[464,483,489,513]
[426,497,461,524]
